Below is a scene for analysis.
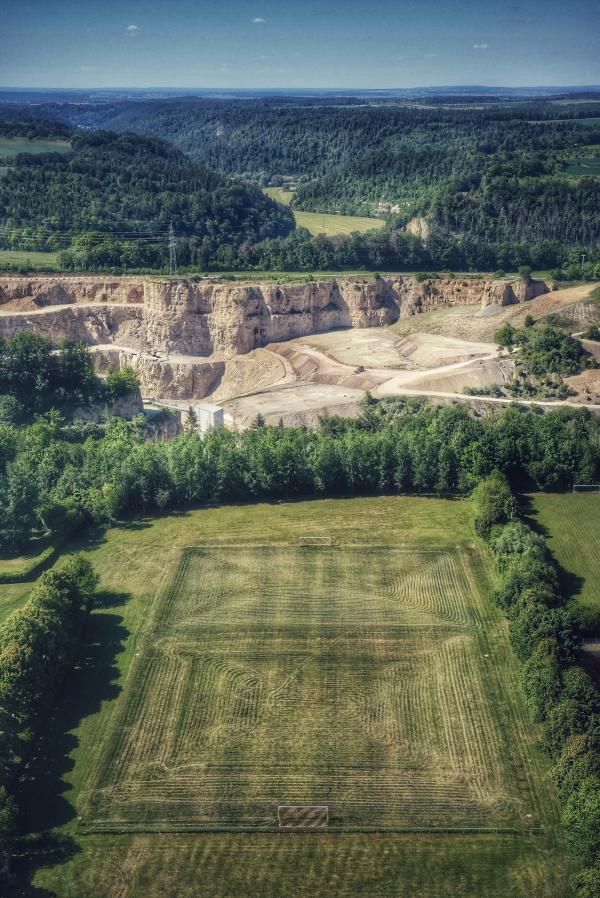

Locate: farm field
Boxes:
[529,492,600,610]
[18,497,568,897]
[565,148,600,178]
[264,186,386,236]
[0,136,71,158]
[0,248,62,270]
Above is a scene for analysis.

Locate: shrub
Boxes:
[490,521,546,571]
[518,265,533,284]
[494,323,517,349]
[520,638,563,722]
[562,776,600,866]
[584,325,600,341]
[554,736,600,801]
[103,366,140,400]
[509,600,577,662]
[544,700,596,757]
[471,470,517,539]
[492,556,559,610]
[561,667,600,715]
[571,866,600,898]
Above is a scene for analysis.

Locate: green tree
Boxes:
[562,776,600,865]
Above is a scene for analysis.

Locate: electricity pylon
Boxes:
[168,222,178,276]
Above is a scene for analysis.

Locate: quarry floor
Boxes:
[1,281,598,425]
[204,284,600,425]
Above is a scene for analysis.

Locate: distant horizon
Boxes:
[2,84,600,93]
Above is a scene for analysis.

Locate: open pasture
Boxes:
[264,186,386,236]
[0,136,71,158]
[530,492,600,610]
[0,248,62,270]
[83,542,548,832]
[566,150,600,178]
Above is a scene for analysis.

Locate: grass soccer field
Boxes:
[17,497,568,897]
[83,544,547,831]
[529,492,600,610]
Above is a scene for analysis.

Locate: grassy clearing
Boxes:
[0,136,71,158]
[29,832,568,898]
[264,187,386,236]
[17,497,568,896]
[0,248,62,271]
[529,492,600,610]
[566,156,600,177]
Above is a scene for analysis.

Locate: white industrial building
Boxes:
[194,402,224,434]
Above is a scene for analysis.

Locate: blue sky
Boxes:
[1,0,599,88]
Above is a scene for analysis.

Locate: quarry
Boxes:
[0,273,598,426]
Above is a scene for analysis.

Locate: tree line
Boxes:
[0,557,98,859]
[2,362,600,550]
[473,472,600,898]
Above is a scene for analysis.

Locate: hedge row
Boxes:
[474,472,600,896]
[0,556,98,857]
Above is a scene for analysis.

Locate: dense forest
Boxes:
[0,111,72,140]
[0,129,294,268]
[1,98,600,275]
[36,98,600,244]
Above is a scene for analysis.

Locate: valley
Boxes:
[0,75,599,898]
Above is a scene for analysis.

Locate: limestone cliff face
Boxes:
[0,276,144,310]
[141,279,397,355]
[0,274,550,358]
[70,389,144,422]
[95,347,225,401]
[0,304,144,346]
[99,274,550,356]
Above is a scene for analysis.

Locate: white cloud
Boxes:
[473,42,488,49]
[252,17,266,23]
[127,24,139,35]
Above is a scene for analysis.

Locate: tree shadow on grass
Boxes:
[520,493,585,601]
[13,590,131,896]
[10,832,79,898]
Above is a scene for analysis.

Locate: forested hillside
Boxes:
[0,129,295,269]
[40,99,600,243]
[1,99,600,274]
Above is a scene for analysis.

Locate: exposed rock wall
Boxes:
[0,276,144,310]
[0,305,144,345]
[93,347,225,401]
[0,274,550,358]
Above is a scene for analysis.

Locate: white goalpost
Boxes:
[572,484,600,493]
